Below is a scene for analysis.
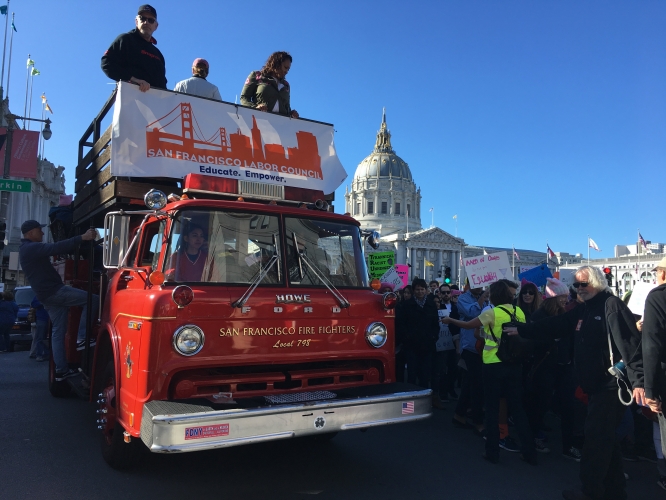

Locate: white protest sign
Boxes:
[463,251,512,288]
[559,269,576,288]
[627,282,658,317]
[379,266,405,291]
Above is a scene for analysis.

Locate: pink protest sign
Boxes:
[395,264,409,289]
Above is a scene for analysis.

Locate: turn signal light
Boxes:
[149,271,165,286]
[383,292,397,309]
[172,285,194,308]
[370,278,382,290]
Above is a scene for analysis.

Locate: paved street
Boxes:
[0,351,661,500]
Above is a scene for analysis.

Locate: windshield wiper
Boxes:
[232,239,281,308]
[293,233,350,308]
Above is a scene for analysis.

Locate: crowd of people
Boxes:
[392,262,666,500]
[100,4,297,117]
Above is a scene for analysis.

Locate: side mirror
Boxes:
[103,213,131,268]
[367,230,381,250]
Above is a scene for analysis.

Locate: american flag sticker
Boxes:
[402,401,414,414]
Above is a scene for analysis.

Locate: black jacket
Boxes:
[101,29,167,88]
[399,296,440,352]
[517,290,643,394]
[642,283,666,400]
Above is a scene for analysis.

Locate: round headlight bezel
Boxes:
[172,325,205,356]
[144,189,168,210]
[365,322,387,348]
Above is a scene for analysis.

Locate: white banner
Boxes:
[627,282,658,317]
[111,82,347,194]
[463,251,512,288]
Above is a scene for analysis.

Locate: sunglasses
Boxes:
[521,290,534,296]
[138,15,156,24]
[572,282,589,288]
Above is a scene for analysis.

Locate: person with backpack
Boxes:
[503,265,644,500]
[443,280,537,465]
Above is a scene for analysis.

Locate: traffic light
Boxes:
[0,220,6,250]
[438,270,442,278]
[444,266,452,284]
[603,267,613,287]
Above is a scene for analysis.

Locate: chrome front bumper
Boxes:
[140,384,432,453]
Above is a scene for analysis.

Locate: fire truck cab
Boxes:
[54,84,431,469]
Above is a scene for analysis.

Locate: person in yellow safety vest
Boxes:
[443,280,537,465]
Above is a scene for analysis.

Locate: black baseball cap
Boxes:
[138,4,157,18]
[21,220,46,234]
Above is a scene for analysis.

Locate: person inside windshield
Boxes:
[167,224,208,282]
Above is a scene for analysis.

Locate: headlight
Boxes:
[144,189,167,210]
[172,325,205,356]
[365,322,387,348]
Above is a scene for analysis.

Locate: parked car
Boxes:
[10,286,36,350]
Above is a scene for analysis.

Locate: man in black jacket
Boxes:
[101,4,167,91]
[403,279,440,402]
[506,265,644,500]
[643,257,666,454]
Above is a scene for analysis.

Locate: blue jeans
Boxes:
[42,286,98,373]
[30,320,50,358]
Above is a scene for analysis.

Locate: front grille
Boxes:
[169,359,384,400]
[238,180,285,200]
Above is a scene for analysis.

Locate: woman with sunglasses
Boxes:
[518,281,542,323]
[241,51,299,118]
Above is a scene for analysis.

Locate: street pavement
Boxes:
[0,350,661,500]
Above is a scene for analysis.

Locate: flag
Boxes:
[0,6,7,15]
[41,93,47,104]
[588,237,601,252]
[513,248,520,261]
[483,248,488,255]
[27,58,34,68]
[45,102,53,114]
[424,259,434,267]
[11,19,16,31]
[452,214,457,220]
[429,207,433,212]
[31,68,40,76]
[547,245,556,259]
[639,232,648,251]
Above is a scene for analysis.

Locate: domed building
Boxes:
[345,111,465,283]
[345,110,421,235]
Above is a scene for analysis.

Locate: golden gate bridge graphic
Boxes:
[145,103,323,179]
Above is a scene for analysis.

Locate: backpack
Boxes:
[489,306,535,364]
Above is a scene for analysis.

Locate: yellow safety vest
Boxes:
[481,305,526,364]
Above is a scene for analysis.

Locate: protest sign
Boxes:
[627,282,658,317]
[558,269,576,288]
[395,264,409,288]
[463,251,512,288]
[368,251,395,278]
[379,266,405,290]
[518,264,553,287]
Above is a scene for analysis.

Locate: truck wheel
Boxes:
[99,360,143,469]
[48,352,71,398]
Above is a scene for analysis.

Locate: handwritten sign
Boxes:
[558,269,576,288]
[368,251,395,279]
[395,264,409,288]
[379,266,405,291]
[627,282,658,317]
[463,251,511,288]
[518,264,553,287]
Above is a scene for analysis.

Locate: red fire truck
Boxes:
[51,84,431,469]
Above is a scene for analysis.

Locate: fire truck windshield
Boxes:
[163,210,368,288]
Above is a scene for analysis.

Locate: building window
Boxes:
[381,202,387,214]
[367,201,374,214]
[355,203,360,215]
[407,204,411,217]
[395,203,401,215]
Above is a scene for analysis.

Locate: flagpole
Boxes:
[23,54,30,128]
[0,0,9,101]
[27,70,34,130]
[587,235,590,264]
[5,12,13,100]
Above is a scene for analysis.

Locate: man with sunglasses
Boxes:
[505,265,644,500]
[101,4,167,92]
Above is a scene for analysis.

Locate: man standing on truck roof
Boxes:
[19,220,98,381]
[101,4,167,92]
[174,58,222,100]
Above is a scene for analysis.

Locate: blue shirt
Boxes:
[457,291,486,354]
[0,299,18,325]
[19,236,83,302]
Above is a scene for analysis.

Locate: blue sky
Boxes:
[3,0,664,257]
